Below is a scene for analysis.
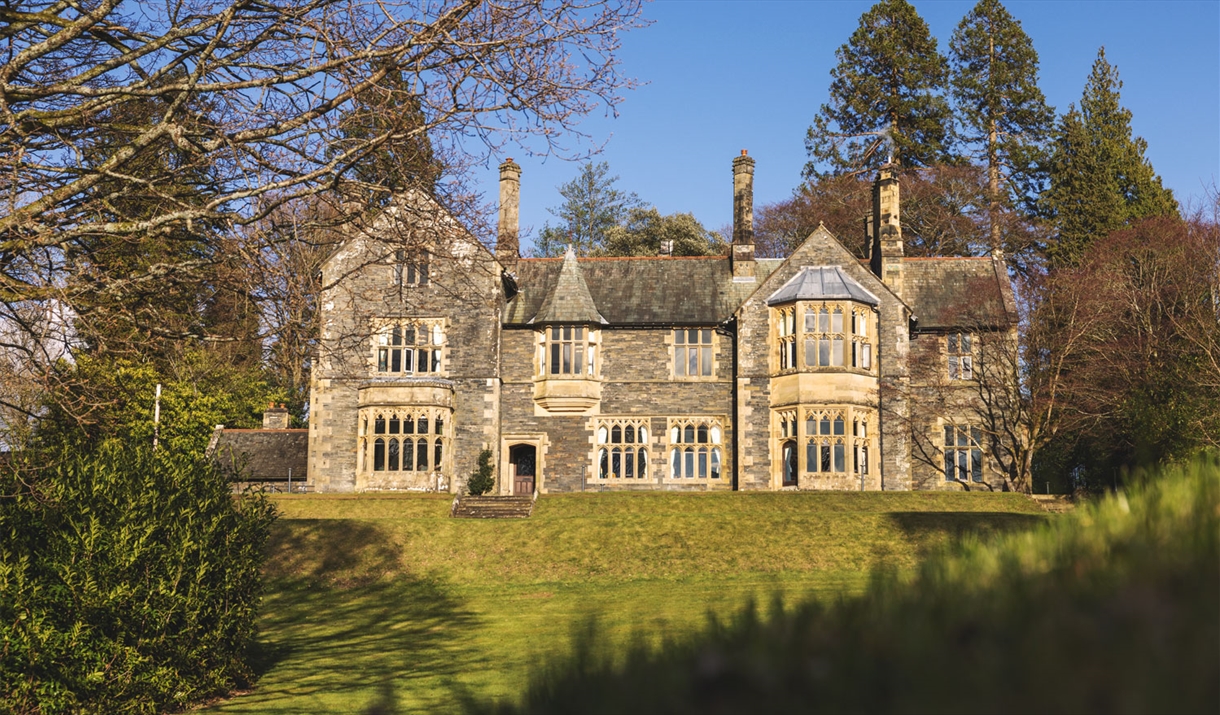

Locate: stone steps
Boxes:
[450,495,535,519]
[1031,494,1076,513]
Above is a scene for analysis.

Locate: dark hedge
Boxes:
[0,447,277,713]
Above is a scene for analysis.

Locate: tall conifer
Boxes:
[1045,49,1177,267]
[949,0,1054,251]
[803,0,954,178]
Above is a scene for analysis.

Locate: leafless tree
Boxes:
[0,0,645,432]
[886,270,1095,493]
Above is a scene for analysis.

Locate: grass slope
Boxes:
[209,491,1045,714]
[502,461,1220,714]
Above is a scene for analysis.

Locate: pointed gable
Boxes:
[532,246,607,324]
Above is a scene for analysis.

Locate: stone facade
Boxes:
[306,157,1017,494]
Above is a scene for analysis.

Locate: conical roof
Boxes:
[531,246,607,324]
[766,266,880,307]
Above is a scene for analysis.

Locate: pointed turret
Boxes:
[533,246,606,325]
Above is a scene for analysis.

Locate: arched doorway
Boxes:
[781,440,798,487]
[509,444,536,495]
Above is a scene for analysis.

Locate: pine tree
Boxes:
[804,0,954,178]
[1044,48,1178,267]
[534,162,642,256]
[949,0,1054,250]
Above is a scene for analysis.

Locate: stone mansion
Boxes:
[301,153,1016,494]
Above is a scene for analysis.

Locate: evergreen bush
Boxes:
[468,449,495,495]
[0,446,277,713]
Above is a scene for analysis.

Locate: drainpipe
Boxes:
[876,308,885,491]
[721,318,739,491]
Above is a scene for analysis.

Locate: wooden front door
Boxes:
[510,444,536,495]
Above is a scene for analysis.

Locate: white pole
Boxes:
[153,383,162,450]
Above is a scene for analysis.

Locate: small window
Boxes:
[948,333,974,380]
[678,326,712,375]
[396,250,430,287]
[944,425,984,483]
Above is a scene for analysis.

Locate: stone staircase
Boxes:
[1031,494,1075,514]
[450,494,536,519]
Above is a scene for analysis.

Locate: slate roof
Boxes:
[766,266,880,307]
[208,428,308,481]
[532,247,607,324]
[505,255,783,326]
[901,257,1016,330]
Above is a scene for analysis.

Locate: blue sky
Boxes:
[477,1,1220,253]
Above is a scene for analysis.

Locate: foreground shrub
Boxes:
[0,447,277,714]
[503,457,1220,714]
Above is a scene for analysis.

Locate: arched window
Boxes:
[594,419,649,479]
[668,418,724,479]
[374,438,386,471]
[403,436,414,470]
[388,438,400,471]
[416,439,428,470]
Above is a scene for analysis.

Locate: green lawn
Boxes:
[208,491,1047,714]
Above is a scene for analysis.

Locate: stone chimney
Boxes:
[496,158,521,271]
[731,150,756,281]
[263,403,290,430]
[869,165,903,294]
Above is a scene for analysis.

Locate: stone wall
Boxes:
[498,326,734,493]
[309,196,503,493]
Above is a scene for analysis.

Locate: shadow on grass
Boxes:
[887,511,1046,557]
[263,519,404,587]
[220,521,488,714]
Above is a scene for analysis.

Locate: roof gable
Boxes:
[902,257,1016,330]
[738,223,909,318]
